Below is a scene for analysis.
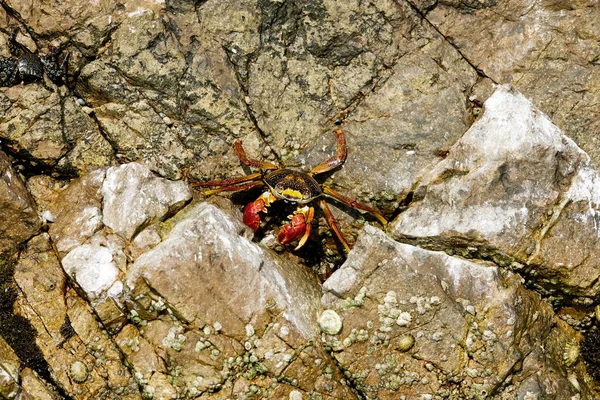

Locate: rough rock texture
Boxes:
[102,163,192,240]
[323,225,594,399]
[0,150,41,254]
[418,0,600,166]
[13,234,139,399]
[1,0,600,398]
[46,168,105,255]
[124,202,356,398]
[392,85,600,302]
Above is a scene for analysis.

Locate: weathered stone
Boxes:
[392,85,600,300]
[102,162,192,241]
[0,336,19,400]
[0,85,113,177]
[93,101,191,179]
[12,234,140,399]
[127,201,320,334]
[0,86,66,166]
[19,368,60,400]
[421,0,600,167]
[323,225,594,399]
[57,94,116,174]
[125,201,357,398]
[0,151,41,253]
[293,0,479,217]
[47,168,105,255]
[4,0,600,397]
[61,244,120,300]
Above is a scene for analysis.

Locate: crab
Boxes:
[0,28,69,86]
[193,129,387,252]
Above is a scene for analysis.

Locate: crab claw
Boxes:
[277,206,315,250]
[243,200,266,231]
[243,192,276,232]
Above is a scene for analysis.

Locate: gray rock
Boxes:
[421,0,600,167]
[127,201,321,336]
[0,150,41,253]
[323,224,594,399]
[124,201,356,398]
[392,85,600,300]
[47,168,105,255]
[102,163,192,241]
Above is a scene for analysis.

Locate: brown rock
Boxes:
[392,85,600,300]
[420,0,600,167]
[323,225,594,399]
[0,150,41,253]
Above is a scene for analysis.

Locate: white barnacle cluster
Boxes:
[162,325,187,351]
[340,286,368,310]
[378,291,412,332]
[342,328,370,348]
[409,295,440,315]
[149,297,166,313]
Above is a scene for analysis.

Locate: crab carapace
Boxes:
[193,129,387,252]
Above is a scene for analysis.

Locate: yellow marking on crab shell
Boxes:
[281,188,304,200]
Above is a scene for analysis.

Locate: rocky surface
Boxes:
[392,85,600,303]
[1,0,600,399]
[0,151,41,254]
[323,225,593,399]
[417,0,600,166]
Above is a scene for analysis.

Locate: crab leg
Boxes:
[192,172,263,188]
[310,129,347,175]
[234,140,279,170]
[319,199,350,253]
[203,180,264,196]
[322,186,387,226]
[278,206,315,250]
[7,28,21,57]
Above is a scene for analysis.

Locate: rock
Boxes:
[293,0,479,217]
[0,84,115,176]
[0,86,66,167]
[392,85,600,300]
[127,202,320,334]
[46,168,105,255]
[125,201,357,398]
[0,150,42,253]
[61,243,120,300]
[56,93,116,175]
[102,163,192,241]
[0,336,19,399]
[3,0,600,397]
[420,0,600,167]
[12,234,140,398]
[323,224,594,399]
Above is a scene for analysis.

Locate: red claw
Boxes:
[278,213,309,244]
[277,206,315,250]
[243,199,266,232]
[243,192,277,232]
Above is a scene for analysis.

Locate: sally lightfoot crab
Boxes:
[193,129,387,252]
[0,28,69,86]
